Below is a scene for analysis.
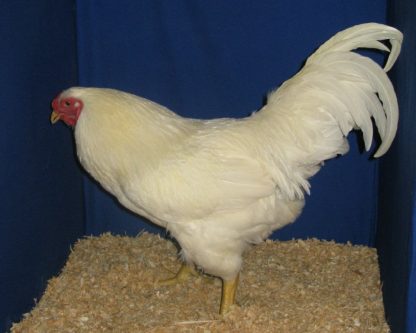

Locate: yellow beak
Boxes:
[50,111,60,124]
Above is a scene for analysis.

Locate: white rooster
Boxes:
[51,23,402,314]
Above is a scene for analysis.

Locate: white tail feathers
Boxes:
[262,23,402,199]
[307,23,402,158]
[309,23,402,72]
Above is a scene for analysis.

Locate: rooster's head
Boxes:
[50,92,84,127]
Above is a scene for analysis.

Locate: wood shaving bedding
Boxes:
[12,232,389,332]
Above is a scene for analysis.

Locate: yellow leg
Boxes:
[219,274,239,315]
[158,263,198,285]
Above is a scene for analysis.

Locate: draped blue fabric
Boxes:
[0,1,84,331]
[77,0,386,244]
[377,1,416,332]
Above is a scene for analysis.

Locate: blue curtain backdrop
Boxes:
[0,1,85,331]
[77,0,386,244]
[377,1,416,332]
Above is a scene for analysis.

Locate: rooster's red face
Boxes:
[50,95,84,127]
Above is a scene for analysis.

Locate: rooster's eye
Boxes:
[64,100,71,107]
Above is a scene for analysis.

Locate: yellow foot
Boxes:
[219,274,239,315]
[157,263,198,286]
